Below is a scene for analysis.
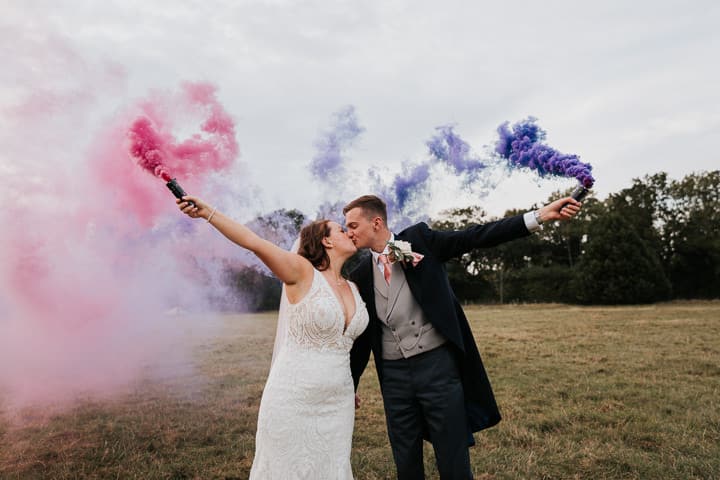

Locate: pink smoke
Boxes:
[0,70,242,412]
[90,82,240,228]
[127,83,238,183]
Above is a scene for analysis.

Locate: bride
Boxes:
[178,196,369,479]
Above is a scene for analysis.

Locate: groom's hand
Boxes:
[538,196,581,222]
[355,394,361,409]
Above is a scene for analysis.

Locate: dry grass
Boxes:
[1,303,719,479]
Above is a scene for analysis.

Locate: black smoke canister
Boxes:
[570,184,589,202]
[166,178,195,207]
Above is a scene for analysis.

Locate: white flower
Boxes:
[393,240,413,255]
[386,240,424,267]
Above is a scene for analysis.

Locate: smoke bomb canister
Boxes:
[570,184,589,202]
[166,178,195,206]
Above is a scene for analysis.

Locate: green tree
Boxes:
[226,266,282,311]
[246,208,306,250]
[606,173,671,273]
[572,212,671,304]
[224,208,307,311]
[432,206,554,303]
[432,206,499,302]
[664,171,720,298]
[501,191,603,303]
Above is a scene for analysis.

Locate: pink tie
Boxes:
[378,254,392,285]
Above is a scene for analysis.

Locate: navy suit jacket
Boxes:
[349,215,531,434]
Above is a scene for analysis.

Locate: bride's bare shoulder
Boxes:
[284,256,315,303]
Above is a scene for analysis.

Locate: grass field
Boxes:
[2,302,719,479]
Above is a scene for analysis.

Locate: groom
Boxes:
[344,194,581,479]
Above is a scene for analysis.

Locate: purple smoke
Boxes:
[310,105,364,180]
[307,107,594,231]
[393,162,431,212]
[315,200,346,225]
[366,164,430,231]
[495,117,595,188]
[367,125,487,229]
[307,105,428,228]
[247,209,306,252]
[426,125,485,182]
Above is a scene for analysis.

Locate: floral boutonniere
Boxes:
[386,240,424,267]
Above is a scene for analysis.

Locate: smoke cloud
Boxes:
[1,40,592,415]
[0,42,247,412]
[496,117,595,188]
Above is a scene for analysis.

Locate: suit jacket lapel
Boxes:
[395,233,423,305]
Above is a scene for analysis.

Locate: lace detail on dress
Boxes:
[286,270,368,353]
[249,269,369,479]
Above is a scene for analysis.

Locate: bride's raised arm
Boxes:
[177,195,311,286]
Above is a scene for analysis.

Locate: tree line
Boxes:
[226,170,719,308]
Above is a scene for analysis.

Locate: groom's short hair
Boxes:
[343,195,387,223]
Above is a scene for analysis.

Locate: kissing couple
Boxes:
[178,193,581,479]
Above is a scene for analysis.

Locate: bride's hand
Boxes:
[177,195,212,219]
[355,394,361,410]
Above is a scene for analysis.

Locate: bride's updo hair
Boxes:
[297,220,331,271]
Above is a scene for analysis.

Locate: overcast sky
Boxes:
[2,0,718,217]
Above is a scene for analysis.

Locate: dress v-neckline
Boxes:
[318,270,357,334]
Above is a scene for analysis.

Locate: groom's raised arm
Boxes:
[419,217,530,263]
[420,196,582,262]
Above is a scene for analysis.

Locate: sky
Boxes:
[2,0,719,218]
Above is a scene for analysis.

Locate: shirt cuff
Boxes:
[523,211,541,233]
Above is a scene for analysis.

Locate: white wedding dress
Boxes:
[249,269,369,479]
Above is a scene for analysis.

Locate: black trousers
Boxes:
[380,344,473,480]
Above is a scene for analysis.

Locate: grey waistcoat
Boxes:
[373,259,446,360]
